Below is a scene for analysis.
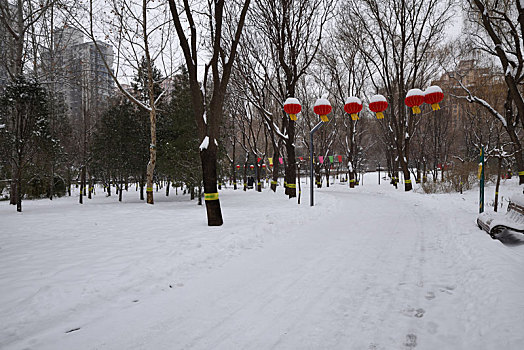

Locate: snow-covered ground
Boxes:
[1,174,524,349]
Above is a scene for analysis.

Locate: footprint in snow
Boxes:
[401,307,425,318]
[404,334,417,349]
[439,285,456,294]
[425,291,436,300]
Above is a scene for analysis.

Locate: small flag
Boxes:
[299,157,303,161]
[329,156,334,163]
[337,155,342,163]
[319,156,324,164]
[269,158,273,165]
[257,157,262,163]
[279,157,283,164]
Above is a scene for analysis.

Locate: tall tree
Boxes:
[246,0,333,198]
[342,0,454,191]
[168,0,251,226]
[1,76,52,211]
[461,0,524,184]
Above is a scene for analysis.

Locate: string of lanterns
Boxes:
[282,86,444,121]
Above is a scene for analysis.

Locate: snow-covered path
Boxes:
[2,179,524,349]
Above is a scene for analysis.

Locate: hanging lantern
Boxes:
[405,89,425,114]
[369,94,388,119]
[250,165,254,169]
[236,164,240,169]
[424,86,444,111]
[313,98,332,122]
[262,164,266,168]
[284,97,301,121]
[344,97,363,121]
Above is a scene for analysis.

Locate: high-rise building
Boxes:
[44,26,114,120]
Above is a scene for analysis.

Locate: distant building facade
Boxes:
[431,59,505,122]
[44,27,114,120]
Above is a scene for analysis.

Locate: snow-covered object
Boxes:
[284,98,301,121]
[313,98,332,122]
[369,94,388,119]
[477,193,524,235]
[344,97,363,121]
[424,86,444,111]
[404,89,425,114]
[199,136,209,151]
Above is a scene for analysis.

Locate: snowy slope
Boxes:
[1,176,523,349]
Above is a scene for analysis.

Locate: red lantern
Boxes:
[262,164,266,168]
[313,98,332,122]
[344,96,363,121]
[405,89,425,114]
[424,86,444,111]
[236,165,240,169]
[369,94,388,119]
[250,165,254,169]
[284,97,301,121]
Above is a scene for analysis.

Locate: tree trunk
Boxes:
[506,125,524,185]
[271,152,280,192]
[49,164,54,200]
[494,156,502,212]
[297,164,301,204]
[140,174,145,200]
[79,166,86,204]
[119,177,123,202]
[201,148,223,226]
[399,158,413,191]
[284,124,297,198]
[88,177,92,199]
[166,179,170,196]
[243,163,248,191]
[16,162,22,212]
[256,163,262,192]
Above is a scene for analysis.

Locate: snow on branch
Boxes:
[452,79,507,127]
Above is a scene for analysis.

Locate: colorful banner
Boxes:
[269,158,273,165]
[329,156,334,163]
[337,155,343,163]
[319,156,324,164]
[279,157,284,164]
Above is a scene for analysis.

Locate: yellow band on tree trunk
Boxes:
[146,187,153,192]
[405,179,412,184]
[204,193,219,201]
[519,171,524,176]
[287,184,296,188]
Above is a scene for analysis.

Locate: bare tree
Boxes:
[460,0,524,184]
[168,0,251,226]
[247,0,334,198]
[342,0,454,191]
[66,0,174,204]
